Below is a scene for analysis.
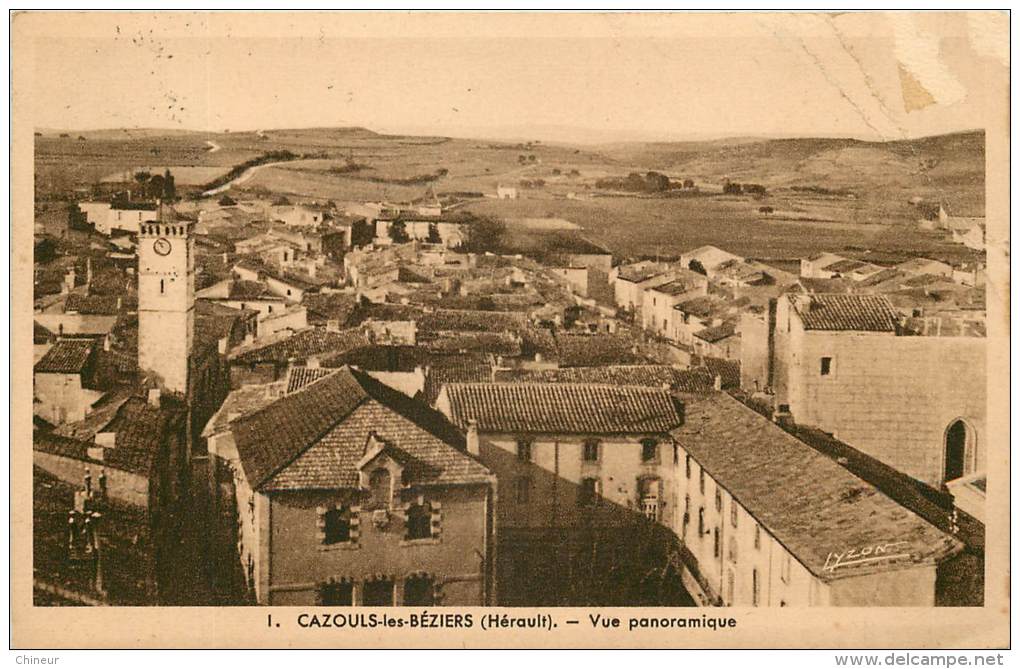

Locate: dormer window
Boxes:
[369,468,391,509]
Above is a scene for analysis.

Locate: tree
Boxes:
[464,215,506,253]
[683,178,695,189]
[426,223,442,244]
[147,174,165,199]
[390,220,410,244]
[133,171,152,185]
[688,259,707,275]
[723,182,742,195]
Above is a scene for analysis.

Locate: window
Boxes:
[405,502,433,540]
[728,536,738,563]
[754,525,761,550]
[682,495,691,536]
[516,438,533,462]
[369,468,391,509]
[160,279,165,295]
[672,444,679,465]
[579,478,599,507]
[403,575,435,606]
[752,569,760,606]
[515,477,531,504]
[820,357,832,376]
[322,506,351,544]
[715,488,722,512]
[363,579,395,606]
[582,440,599,463]
[698,507,705,536]
[781,554,791,583]
[639,478,660,521]
[640,439,658,463]
[713,528,720,558]
[730,502,739,528]
[699,468,705,493]
[318,580,353,606]
[685,455,692,479]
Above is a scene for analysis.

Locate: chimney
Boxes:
[218,336,229,355]
[85,258,93,286]
[534,352,543,364]
[466,419,480,456]
[147,388,161,407]
[116,296,122,311]
[713,375,722,391]
[326,319,341,333]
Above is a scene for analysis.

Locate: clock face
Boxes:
[153,238,172,256]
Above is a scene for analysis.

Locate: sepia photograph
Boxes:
[10,8,1010,650]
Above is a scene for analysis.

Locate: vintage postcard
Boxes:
[10,10,1010,649]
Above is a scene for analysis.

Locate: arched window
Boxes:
[405,501,433,540]
[322,506,351,544]
[369,468,391,509]
[944,419,975,482]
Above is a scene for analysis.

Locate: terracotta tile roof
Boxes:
[421,331,521,356]
[423,355,493,405]
[795,277,858,294]
[673,393,962,581]
[202,381,287,438]
[822,258,868,273]
[64,294,121,315]
[554,333,645,367]
[37,394,185,475]
[231,327,369,364]
[228,280,277,301]
[697,356,741,389]
[350,304,528,334]
[34,339,95,374]
[285,366,334,393]
[789,294,898,332]
[303,292,358,325]
[494,364,692,390]
[694,321,738,343]
[440,382,683,435]
[34,431,151,475]
[324,344,429,373]
[232,367,488,491]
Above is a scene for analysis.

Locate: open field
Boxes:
[464,194,983,266]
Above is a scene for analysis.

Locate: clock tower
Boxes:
[138,201,194,394]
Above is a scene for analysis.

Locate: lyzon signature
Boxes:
[822,541,912,572]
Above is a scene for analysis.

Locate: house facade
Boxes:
[208,366,496,606]
[436,382,688,605]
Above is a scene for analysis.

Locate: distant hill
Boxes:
[599,130,985,216]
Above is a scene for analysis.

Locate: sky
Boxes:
[25,11,1008,143]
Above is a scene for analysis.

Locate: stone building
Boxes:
[743,293,986,492]
[33,338,104,425]
[207,366,496,606]
[671,393,963,606]
[436,382,690,605]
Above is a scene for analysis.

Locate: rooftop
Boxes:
[439,382,684,435]
[34,339,95,375]
[230,327,369,365]
[789,293,899,332]
[693,321,738,343]
[231,367,490,492]
[673,393,962,581]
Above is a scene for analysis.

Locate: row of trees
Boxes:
[131,169,177,201]
[722,181,767,196]
[595,171,688,193]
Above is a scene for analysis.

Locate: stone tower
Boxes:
[138,201,194,394]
